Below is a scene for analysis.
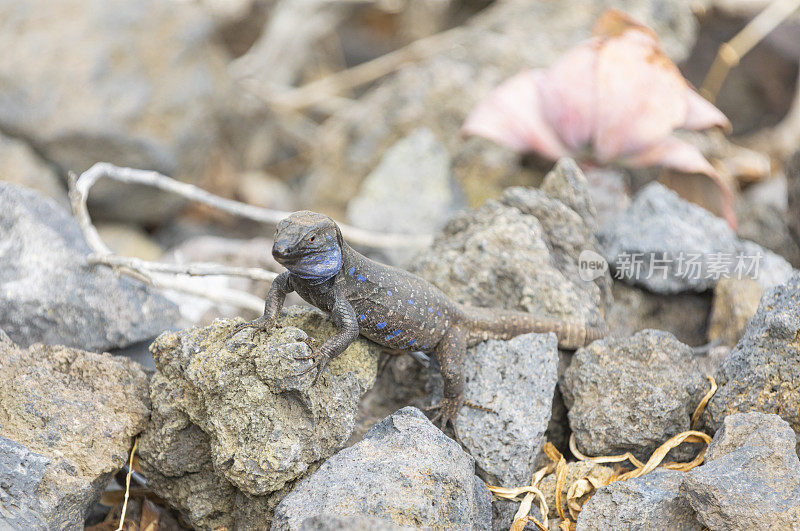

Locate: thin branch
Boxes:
[88,254,278,282]
[263,25,468,112]
[700,0,800,101]
[68,167,275,312]
[72,162,432,249]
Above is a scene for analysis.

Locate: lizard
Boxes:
[229,210,605,432]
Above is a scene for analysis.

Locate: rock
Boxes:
[237,170,296,212]
[304,0,702,216]
[607,282,711,347]
[576,469,701,530]
[138,307,381,529]
[457,333,559,486]
[682,412,800,529]
[0,336,149,530]
[411,161,610,332]
[346,127,462,266]
[271,407,491,530]
[561,330,706,462]
[350,353,429,446]
[737,199,800,267]
[599,182,794,293]
[96,223,164,261]
[0,0,230,224]
[299,514,411,530]
[0,182,179,352]
[703,272,800,455]
[707,277,763,346]
[0,133,66,207]
[789,150,800,249]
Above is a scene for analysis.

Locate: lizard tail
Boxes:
[458,305,605,350]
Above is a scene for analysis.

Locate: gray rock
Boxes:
[0,133,66,207]
[346,127,462,266]
[607,282,712,347]
[411,162,610,333]
[271,407,491,531]
[304,0,701,217]
[707,277,763,346]
[703,272,800,455]
[682,412,800,530]
[576,469,701,530]
[457,333,559,486]
[0,182,179,352]
[299,514,411,530]
[0,337,149,530]
[0,0,229,224]
[737,199,800,267]
[138,307,381,530]
[599,182,794,293]
[789,150,800,253]
[561,330,706,462]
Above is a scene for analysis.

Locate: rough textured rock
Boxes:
[456,333,558,486]
[787,150,800,244]
[271,407,491,531]
[304,0,702,216]
[0,133,66,207]
[346,127,462,266]
[599,182,794,293]
[561,330,706,462]
[299,514,411,530]
[707,277,763,346]
[0,334,149,530]
[607,282,711,347]
[682,412,800,530]
[138,307,381,530]
[0,182,179,352]
[0,0,229,223]
[576,469,701,530]
[703,273,800,455]
[411,160,610,332]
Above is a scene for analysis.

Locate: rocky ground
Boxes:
[2,0,800,530]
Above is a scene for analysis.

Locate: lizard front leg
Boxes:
[295,283,359,383]
[228,271,293,338]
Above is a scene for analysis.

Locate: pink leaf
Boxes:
[593,29,688,163]
[683,89,732,132]
[536,39,599,151]
[462,70,568,159]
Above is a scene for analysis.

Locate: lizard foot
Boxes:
[294,351,331,384]
[425,396,465,441]
[226,317,278,340]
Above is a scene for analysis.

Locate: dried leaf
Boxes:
[691,375,718,429]
[461,70,568,158]
[140,499,161,531]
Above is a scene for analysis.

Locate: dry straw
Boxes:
[489,375,717,530]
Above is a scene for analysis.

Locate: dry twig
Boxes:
[116,437,138,531]
[67,163,431,311]
[701,0,800,101]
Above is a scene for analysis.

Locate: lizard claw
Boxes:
[294,351,330,384]
[226,317,277,341]
[425,396,495,443]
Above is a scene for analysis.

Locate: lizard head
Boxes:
[272,211,343,282]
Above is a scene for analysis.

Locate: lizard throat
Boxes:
[283,247,342,284]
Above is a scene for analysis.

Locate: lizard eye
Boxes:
[308,235,316,243]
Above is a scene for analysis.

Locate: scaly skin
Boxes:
[230,211,605,434]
